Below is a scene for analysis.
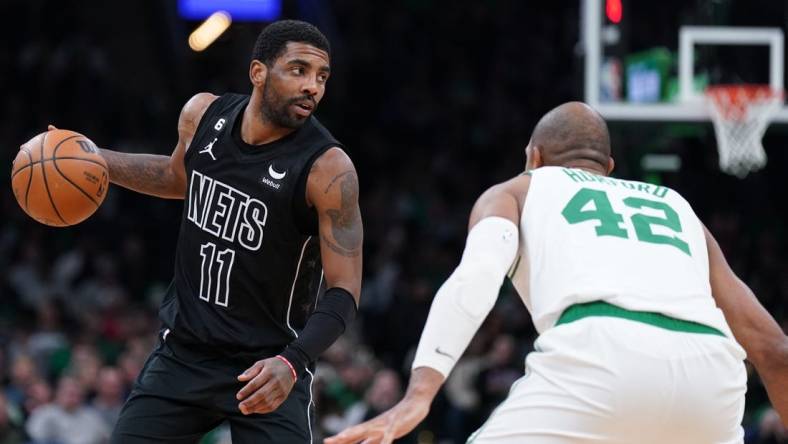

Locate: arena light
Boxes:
[606,0,622,24]
[188,11,232,52]
[179,0,280,21]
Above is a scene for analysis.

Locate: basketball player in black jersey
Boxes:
[46,20,361,443]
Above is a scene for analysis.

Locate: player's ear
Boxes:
[607,157,615,174]
[249,60,267,87]
[524,144,532,170]
[525,144,543,170]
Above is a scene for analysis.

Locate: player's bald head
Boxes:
[529,102,612,173]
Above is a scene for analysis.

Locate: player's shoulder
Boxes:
[305,147,358,207]
[311,147,355,176]
[183,92,220,116]
[178,92,220,132]
[469,173,531,226]
[306,147,355,194]
[488,172,532,200]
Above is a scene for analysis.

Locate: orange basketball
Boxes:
[11,129,109,227]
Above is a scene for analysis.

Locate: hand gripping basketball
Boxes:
[11,125,109,226]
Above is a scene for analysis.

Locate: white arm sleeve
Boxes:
[411,216,519,378]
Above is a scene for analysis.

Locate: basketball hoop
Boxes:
[706,85,784,178]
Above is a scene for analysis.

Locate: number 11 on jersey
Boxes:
[199,242,236,307]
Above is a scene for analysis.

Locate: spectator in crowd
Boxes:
[758,408,788,444]
[26,376,109,444]
[64,345,102,396]
[441,335,488,442]
[360,370,404,422]
[22,380,51,418]
[90,367,125,429]
[2,1,787,443]
[0,393,25,444]
[4,355,37,407]
[475,335,523,418]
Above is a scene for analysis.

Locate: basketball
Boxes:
[11,129,109,227]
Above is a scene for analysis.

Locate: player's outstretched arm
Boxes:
[236,148,363,416]
[705,226,788,425]
[94,92,216,199]
[325,177,527,444]
[324,366,443,444]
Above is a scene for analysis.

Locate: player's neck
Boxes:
[562,162,608,176]
[240,104,296,146]
[576,167,606,176]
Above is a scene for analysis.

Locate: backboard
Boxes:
[582,0,788,122]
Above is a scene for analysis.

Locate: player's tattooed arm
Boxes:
[99,150,182,199]
[97,92,217,199]
[323,170,362,257]
[307,147,363,301]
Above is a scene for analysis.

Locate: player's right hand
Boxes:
[236,356,296,415]
[323,396,430,444]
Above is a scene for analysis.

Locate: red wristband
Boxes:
[275,355,297,382]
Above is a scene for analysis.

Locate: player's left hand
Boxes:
[236,356,296,415]
[323,396,430,444]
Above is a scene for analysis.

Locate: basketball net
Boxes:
[706,85,784,178]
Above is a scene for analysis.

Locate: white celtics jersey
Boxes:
[509,166,734,337]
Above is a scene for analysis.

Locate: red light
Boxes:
[606,0,622,24]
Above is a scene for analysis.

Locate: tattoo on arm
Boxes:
[322,171,362,258]
[323,170,355,194]
[322,237,361,258]
[100,149,175,196]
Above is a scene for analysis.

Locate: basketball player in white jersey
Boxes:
[326,102,788,444]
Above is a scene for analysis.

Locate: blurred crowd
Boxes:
[2,1,788,443]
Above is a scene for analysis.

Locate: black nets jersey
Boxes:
[159,93,342,354]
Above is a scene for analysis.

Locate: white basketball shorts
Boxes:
[467,317,747,444]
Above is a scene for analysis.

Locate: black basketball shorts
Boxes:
[111,331,315,444]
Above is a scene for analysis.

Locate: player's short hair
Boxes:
[251,20,331,66]
[531,102,611,170]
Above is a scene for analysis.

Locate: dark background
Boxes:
[1,0,788,443]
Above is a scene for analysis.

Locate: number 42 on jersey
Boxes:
[562,188,691,256]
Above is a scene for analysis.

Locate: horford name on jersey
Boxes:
[186,170,267,251]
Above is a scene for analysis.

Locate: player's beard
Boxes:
[260,75,315,129]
